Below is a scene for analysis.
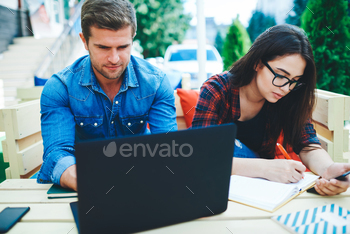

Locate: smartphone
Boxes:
[0,207,30,233]
[334,171,350,181]
[307,171,350,195]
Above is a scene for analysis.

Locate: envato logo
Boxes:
[103,140,193,158]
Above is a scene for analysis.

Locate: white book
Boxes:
[229,174,319,212]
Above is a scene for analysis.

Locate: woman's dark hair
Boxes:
[228,24,317,158]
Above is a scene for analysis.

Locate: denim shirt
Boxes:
[37,55,177,184]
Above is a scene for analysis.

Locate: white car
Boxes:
[163,44,223,89]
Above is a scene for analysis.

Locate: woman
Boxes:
[192,24,350,196]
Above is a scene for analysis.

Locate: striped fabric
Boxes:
[272,204,350,234]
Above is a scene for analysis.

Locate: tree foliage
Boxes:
[301,0,350,95]
[247,11,276,42]
[130,0,191,58]
[214,31,224,55]
[222,17,251,71]
[285,0,309,26]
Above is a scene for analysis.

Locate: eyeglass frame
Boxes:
[262,60,305,91]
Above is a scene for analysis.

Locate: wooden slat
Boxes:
[317,135,333,158]
[329,97,346,161]
[313,92,329,128]
[5,220,288,234]
[174,91,184,117]
[5,167,11,179]
[0,190,77,203]
[313,121,332,141]
[7,222,78,234]
[17,87,43,100]
[176,117,187,130]
[344,152,350,162]
[129,220,289,234]
[0,108,4,131]
[1,100,41,139]
[1,139,9,162]
[17,131,42,151]
[20,141,43,175]
[316,89,350,120]
[345,95,350,120]
[0,179,51,190]
[203,196,350,221]
[20,164,41,179]
[344,129,349,153]
[12,100,41,139]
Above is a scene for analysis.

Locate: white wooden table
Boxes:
[1,179,349,234]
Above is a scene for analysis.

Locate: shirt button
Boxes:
[140,120,143,124]
[111,121,114,124]
[128,122,131,126]
[94,123,98,126]
[80,122,84,126]
[115,101,119,104]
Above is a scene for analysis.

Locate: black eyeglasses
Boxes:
[262,60,305,91]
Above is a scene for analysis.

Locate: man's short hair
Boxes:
[81,0,137,44]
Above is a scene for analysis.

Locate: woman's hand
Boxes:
[314,163,350,196]
[263,159,306,183]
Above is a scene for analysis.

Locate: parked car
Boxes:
[163,44,223,89]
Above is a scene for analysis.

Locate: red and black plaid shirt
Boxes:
[191,72,320,157]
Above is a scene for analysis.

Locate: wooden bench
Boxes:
[312,89,350,163]
[0,99,43,179]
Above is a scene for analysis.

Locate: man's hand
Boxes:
[60,164,77,191]
[264,159,306,183]
[314,163,350,196]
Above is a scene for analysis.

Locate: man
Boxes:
[37,0,177,191]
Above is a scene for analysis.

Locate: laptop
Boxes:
[71,124,236,234]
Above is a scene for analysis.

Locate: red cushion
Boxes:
[176,89,199,128]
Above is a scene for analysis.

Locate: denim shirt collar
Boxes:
[78,55,139,91]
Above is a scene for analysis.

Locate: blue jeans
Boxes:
[233,140,259,158]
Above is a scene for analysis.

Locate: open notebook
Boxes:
[229,174,319,212]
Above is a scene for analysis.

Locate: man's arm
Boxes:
[147,73,177,133]
[38,76,77,190]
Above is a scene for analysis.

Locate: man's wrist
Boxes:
[60,165,77,190]
[52,156,76,185]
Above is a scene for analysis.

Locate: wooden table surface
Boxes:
[1,179,349,234]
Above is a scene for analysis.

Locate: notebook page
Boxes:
[289,174,319,191]
[229,175,298,211]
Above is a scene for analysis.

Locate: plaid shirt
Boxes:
[191,72,320,157]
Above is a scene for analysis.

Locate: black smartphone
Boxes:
[307,171,350,195]
[334,171,350,181]
[0,207,30,233]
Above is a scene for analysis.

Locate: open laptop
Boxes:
[71,124,236,234]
